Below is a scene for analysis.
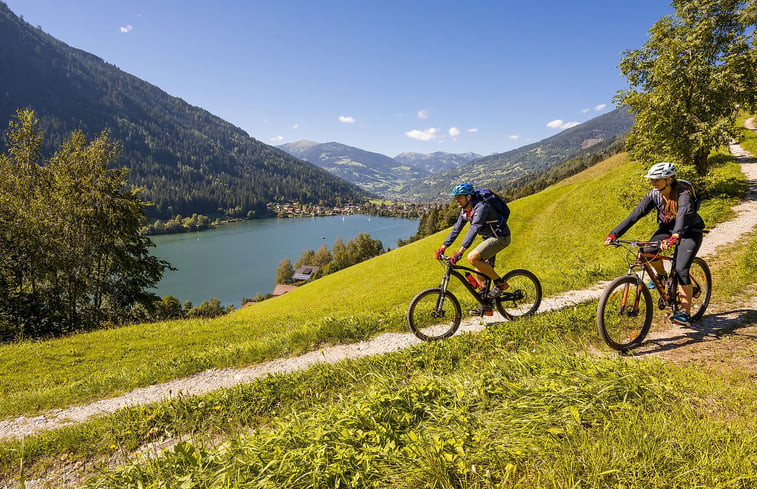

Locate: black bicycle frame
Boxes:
[439,261,492,308]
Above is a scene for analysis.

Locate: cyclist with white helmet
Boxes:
[436,183,511,316]
[604,162,706,326]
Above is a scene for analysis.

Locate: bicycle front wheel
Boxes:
[407,288,462,341]
[689,257,712,321]
[495,269,542,319]
[597,275,653,351]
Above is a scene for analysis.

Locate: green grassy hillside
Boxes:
[0,152,746,420]
[3,230,756,486]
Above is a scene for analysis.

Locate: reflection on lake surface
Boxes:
[150,215,418,306]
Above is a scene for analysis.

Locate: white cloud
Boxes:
[467,128,479,133]
[449,127,461,138]
[547,119,580,130]
[509,134,520,141]
[405,128,438,141]
[595,104,606,111]
[120,24,133,33]
[338,115,355,123]
[270,136,284,142]
[581,108,590,113]
[417,109,428,120]
[293,123,299,129]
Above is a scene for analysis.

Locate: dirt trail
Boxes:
[1,144,756,444]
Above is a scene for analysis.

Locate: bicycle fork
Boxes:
[434,270,451,314]
[619,263,646,317]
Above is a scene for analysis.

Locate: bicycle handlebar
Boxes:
[609,239,662,248]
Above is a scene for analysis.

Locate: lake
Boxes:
[149,215,419,307]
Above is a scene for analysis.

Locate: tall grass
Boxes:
[0,153,746,419]
[83,333,757,488]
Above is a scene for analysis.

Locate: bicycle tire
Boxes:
[687,257,712,321]
[597,275,653,351]
[407,288,462,341]
[494,269,542,319]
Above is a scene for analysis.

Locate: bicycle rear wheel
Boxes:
[494,269,542,319]
[597,275,653,351]
[688,257,712,321]
[407,288,462,341]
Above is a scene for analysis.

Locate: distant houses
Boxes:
[271,266,319,297]
[292,265,319,281]
[272,284,299,296]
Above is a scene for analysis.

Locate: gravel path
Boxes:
[2,143,756,443]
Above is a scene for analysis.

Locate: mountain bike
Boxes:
[597,238,712,351]
[407,254,542,341]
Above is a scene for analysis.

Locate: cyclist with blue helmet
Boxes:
[604,162,706,326]
[435,183,511,316]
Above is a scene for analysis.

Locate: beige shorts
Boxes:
[472,234,511,261]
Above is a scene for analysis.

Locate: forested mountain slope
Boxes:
[0,2,365,219]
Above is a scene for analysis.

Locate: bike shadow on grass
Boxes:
[623,308,757,357]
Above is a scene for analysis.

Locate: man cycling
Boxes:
[435,183,511,316]
[604,162,706,326]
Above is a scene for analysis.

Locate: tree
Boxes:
[155,296,183,320]
[0,109,171,339]
[275,258,294,285]
[614,0,757,174]
[312,244,333,268]
[294,249,316,268]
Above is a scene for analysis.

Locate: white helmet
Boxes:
[644,162,676,179]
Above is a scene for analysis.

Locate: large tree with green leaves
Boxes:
[615,0,757,174]
[0,109,170,340]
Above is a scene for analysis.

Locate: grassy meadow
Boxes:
[1,145,755,486]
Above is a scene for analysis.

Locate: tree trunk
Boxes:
[694,148,709,175]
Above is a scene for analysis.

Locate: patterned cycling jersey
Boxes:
[611,180,705,238]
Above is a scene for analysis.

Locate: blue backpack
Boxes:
[475,187,510,226]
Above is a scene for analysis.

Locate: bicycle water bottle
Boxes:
[465,272,478,288]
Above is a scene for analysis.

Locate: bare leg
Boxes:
[467,250,499,283]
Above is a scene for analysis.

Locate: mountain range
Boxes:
[0,2,365,219]
[280,107,633,202]
[0,0,633,211]
[400,106,634,201]
[277,141,480,197]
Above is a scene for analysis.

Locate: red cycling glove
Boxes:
[434,247,446,260]
[449,251,463,264]
[663,235,679,248]
[604,233,616,244]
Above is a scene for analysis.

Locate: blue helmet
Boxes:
[450,183,475,196]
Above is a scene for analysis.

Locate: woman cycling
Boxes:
[435,183,511,316]
[604,162,706,326]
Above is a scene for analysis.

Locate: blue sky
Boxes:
[5,0,673,157]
